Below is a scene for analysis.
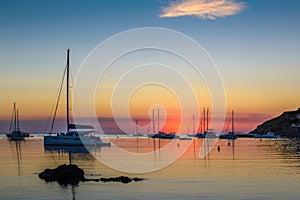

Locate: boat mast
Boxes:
[206,108,209,132]
[13,102,17,131]
[192,114,195,134]
[17,109,20,131]
[9,109,13,132]
[152,109,155,133]
[66,49,70,132]
[232,110,234,133]
[157,109,160,133]
[203,108,206,133]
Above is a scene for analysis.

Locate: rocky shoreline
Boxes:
[251,108,300,137]
[39,164,145,185]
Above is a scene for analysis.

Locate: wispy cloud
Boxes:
[159,0,247,20]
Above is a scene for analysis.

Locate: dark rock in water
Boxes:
[99,176,146,184]
[39,164,146,185]
[100,176,132,184]
[132,177,145,182]
[39,164,85,185]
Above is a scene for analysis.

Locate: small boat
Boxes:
[151,131,179,139]
[133,120,144,137]
[219,133,238,140]
[6,103,26,141]
[254,132,280,139]
[133,133,144,137]
[187,134,197,137]
[219,110,238,140]
[203,130,219,138]
[149,108,179,139]
[179,136,192,140]
[235,133,255,138]
[195,133,205,138]
[43,49,110,147]
[195,108,218,138]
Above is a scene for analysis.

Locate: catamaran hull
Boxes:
[9,135,25,141]
[44,136,110,146]
[219,135,238,140]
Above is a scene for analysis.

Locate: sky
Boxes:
[0,0,300,133]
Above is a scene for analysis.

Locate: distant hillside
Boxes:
[250,108,300,137]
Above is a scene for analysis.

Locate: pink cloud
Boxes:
[159,0,247,20]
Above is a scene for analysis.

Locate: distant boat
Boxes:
[43,49,110,147]
[150,109,179,139]
[179,136,192,140]
[151,131,179,139]
[133,120,144,137]
[200,129,219,138]
[133,133,144,137]
[254,132,281,139]
[6,102,26,141]
[194,108,206,138]
[195,108,218,138]
[187,114,198,137]
[235,133,255,138]
[219,110,238,140]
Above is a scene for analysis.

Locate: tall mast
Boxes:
[157,109,160,133]
[152,109,155,133]
[232,110,234,133]
[192,114,195,134]
[13,102,17,131]
[17,109,20,131]
[203,108,206,133]
[66,49,70,132]
[199,112,202,133]
[206,108,209,132]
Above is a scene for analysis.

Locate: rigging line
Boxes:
[42,65,67,133]
[9,111,14,133]
[50,64,67,133]
[225,112,231,133]
[13,103,17,131]
[70,66,82,120]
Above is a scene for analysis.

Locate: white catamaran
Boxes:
[44,49,110,146]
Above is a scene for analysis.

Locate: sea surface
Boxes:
[0,136,300,200]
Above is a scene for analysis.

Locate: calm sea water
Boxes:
[0,136,300,200]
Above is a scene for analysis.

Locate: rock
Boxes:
[39,164,145,185]
[251,108,300,137]
[39,164,85,185]
[132,177,145,182]
[100,176,132,184]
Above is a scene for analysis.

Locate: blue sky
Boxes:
[0,0,300,133]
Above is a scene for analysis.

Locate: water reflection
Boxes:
[44,145,91,154]
[44,145,103,164]
[71,185,76,200]
[2,138,300,199]
[9,140,23,176]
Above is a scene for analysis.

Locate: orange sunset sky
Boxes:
[0,0,299,133]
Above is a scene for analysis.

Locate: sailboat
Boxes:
[195,108,218,138]
[133,120,143,137]
[219,110,238,140]
[6,103,26,141]
[44,49,110,146]
[151,109,179,139]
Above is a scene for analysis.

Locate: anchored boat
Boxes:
[43,49,110,146]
